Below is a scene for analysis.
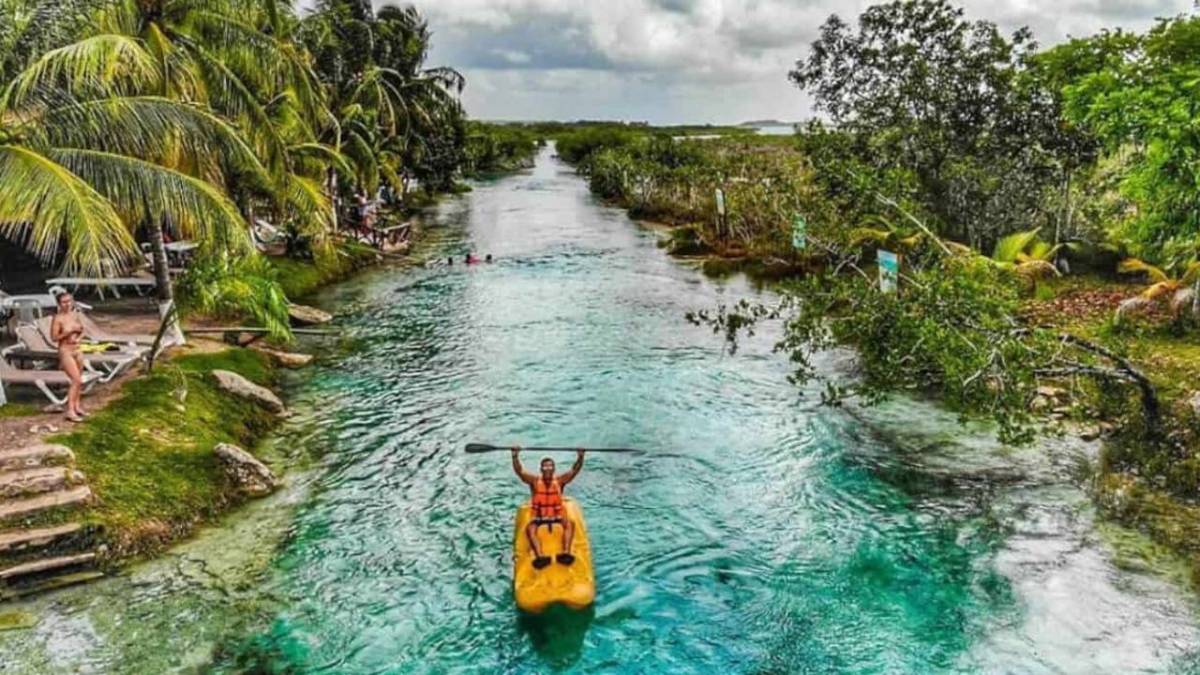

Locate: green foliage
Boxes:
[795,258,1045,442]
[1066,15,1200,259]
[175,253,293,341]
[268,241,377,299]
[789,0,1092,253]
[555,126,640,164]
[574,134,819,257]
[464,122,538,175]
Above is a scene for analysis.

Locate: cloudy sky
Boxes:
[401,1,1190,125]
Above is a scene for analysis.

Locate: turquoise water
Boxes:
[2,146,1198,673]
[221,148,1015,672]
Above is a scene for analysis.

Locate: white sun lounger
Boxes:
[45,277,156,301]
[12,324,144,382]
[0,349,102,409]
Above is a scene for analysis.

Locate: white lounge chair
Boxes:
[252,219,287,252]
[12,324,144,382]
[45,276,156,300]
[0,349,102,409]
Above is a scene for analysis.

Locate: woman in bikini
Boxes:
[49,291,87,422]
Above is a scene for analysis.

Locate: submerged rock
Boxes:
[213,443,278,497]
[0,611,37,632]
[210,370,286,415]
[288,304,333,326]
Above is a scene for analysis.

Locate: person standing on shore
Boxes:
[49,291,87,422]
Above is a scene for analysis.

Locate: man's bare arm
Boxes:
[511,447,535,484]
[559,449,585,486]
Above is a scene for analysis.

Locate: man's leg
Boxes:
[526,521,551,568]
[557,519,576,565]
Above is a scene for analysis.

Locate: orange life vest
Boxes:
[531,477,564,520]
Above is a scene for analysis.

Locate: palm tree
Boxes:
[0,68,269,275]
[300,2,464,200]
[990,229,1069,280]
[0,0,287,340]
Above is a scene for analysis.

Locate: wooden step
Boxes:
[0,486,92,521]
[0,467,83,499]
[0,570,104,601]
[0,551,95,581]
[0,445,74,473]
[0,523,83,554]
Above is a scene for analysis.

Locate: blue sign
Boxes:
[877,249,899,293]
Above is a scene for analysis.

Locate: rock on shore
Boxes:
[288,304,333,326]
[213,443,278,497]
[210,370,286,415]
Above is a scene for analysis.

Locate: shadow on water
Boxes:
[517,604,595,669]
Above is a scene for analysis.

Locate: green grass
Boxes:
[269,242,378,300]
[43,349,279,556]
[0,402,42,418]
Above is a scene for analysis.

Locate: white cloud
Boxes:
[404,0,1192,123]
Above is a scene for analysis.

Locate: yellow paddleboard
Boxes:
[512,497,595,613]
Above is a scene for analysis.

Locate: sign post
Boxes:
[791,213,807,251]
[715,188,727,241]
[877,249,899,294]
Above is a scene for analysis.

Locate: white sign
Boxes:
[878,249,899,294]
[715,189,726,216]
[791,214,806,250]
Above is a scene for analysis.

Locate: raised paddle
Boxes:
[465,443,645,455]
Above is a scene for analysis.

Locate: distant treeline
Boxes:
[486,120,754,140]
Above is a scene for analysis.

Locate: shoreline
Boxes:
[635,208,1200,590]
[0,223,419,596]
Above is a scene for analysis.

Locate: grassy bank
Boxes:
[270,242,381,301]
[36,349,281,559]
[60,246,385,559]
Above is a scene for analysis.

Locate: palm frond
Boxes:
[184,39,288,177]
[343,129,378,191]
[176,253,293,341]
[283,172,333,243]
[39,96,272,192]
[3,34,161,107]
[52,148,250,254]
[992,229,1040,264]
[0,144,136,274]
[1141,280,1181,301]
[1118,258,1170,284]
[288,141,353,177]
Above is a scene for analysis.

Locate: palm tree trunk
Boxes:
[328,168,340,229]
[148,217,184,346]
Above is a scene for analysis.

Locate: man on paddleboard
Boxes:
[512,448,585,569]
